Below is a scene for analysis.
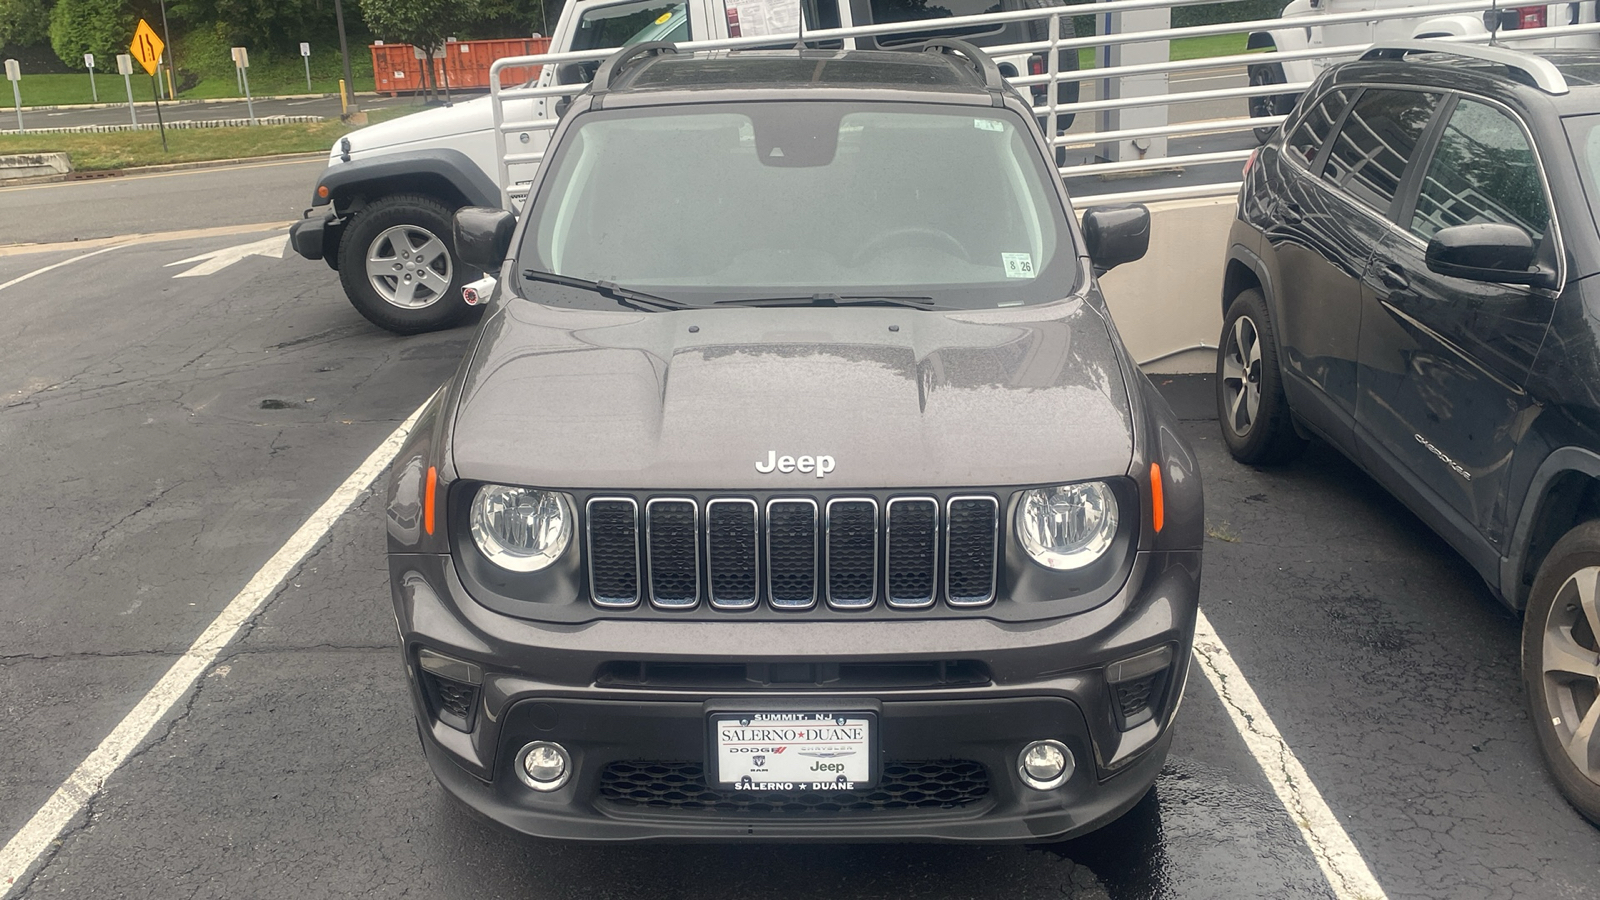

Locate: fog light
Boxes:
[1018,740,1074,791]
[515,741,571,792]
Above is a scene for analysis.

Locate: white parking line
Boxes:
[0,397,432,899]
[1194,609,1389,900]
[0,245,125,293]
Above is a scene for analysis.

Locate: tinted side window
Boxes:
[1322,89,1442,212]
[1285,88,1352,168]
[1411,99,1548,243]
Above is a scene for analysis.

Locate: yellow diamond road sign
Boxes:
[131,19,164,77]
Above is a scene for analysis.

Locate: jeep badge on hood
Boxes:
[755,451,836,478]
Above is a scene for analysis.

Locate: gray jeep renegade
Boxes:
[384,41,1202,841]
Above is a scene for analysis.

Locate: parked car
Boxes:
[1219,39,1600,824]
[385,40,1201,841]
[1245,0,1600,142]
[288,0,1080,334]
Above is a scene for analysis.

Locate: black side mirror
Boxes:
[556,61,599,85]
[1425,223,1554,289]
[453,207,517,271]
[1081,204,1150,274]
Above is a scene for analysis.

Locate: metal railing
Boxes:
[487,0,1600,210]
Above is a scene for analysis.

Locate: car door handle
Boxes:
[1377,265,1410,291]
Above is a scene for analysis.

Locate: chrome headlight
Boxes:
[1016,482,1119,570]
[469,485,572,572]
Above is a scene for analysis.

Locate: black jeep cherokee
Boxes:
[386,41,1202,841]
[1220,39,1600,824]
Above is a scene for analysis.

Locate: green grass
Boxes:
[0,45,379,108]
[0,107,414,171]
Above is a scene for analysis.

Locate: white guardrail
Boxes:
[487,0,1600,211]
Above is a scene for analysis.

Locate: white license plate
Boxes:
[710,712,875,790]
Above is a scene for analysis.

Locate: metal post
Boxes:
[236,63,243,94]
[157,0,177,98]
[334,0,359,115]
[86,55,98,102]
[118,54,136,125]
[304,55,312,92]
[151,75,167,150]
[10,82,21,133]
[241,66,256,125]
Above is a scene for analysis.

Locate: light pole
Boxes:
[334,0,359,116]
[157,0,176,99]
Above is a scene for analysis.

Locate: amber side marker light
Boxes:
[317,185,330,199]
[424,466,438,535]
[1150,462,1164,533]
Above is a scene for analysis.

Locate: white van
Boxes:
[290,0,1081,333]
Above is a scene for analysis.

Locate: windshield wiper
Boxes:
[713,293,936,309]
[521,269,692,312]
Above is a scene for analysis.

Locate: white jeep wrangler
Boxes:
[290,0,1082,333]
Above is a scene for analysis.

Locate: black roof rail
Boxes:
[591,41,679,96]
[914,38,1006,100]
[1361,39,1569,95]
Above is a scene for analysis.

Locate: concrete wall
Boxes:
[1085,196,1236,375]
[0,152,71,180]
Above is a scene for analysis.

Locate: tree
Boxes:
[358,0,483,97]
[49,0,129,66]
[0,0,51,53]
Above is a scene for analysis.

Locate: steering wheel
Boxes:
[851,226,970,265]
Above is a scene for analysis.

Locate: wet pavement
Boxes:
[1,166,1597,896]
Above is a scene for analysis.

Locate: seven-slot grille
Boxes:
[585,495,999,611]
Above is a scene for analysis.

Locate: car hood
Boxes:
[344,95,494,157]
[450,295,1135,490]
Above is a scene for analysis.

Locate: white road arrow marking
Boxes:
[164,233,289,278]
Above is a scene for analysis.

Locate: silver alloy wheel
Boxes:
[1541,566,1600,783]
[1220,314,1263,437]
[365,224,453,310]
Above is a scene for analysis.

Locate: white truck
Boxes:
[1246,0,1600,141]
[289,0,1082,333]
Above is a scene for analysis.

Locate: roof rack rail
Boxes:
[1361,39,1569,95]
[914,38,1005,98]
[591,41,679,96]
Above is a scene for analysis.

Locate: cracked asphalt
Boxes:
[1,164,1598,898]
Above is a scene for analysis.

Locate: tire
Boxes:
[337,193,481,335]
[1522,522,1600,825]
[1216,288,1306,465]
[1248,61,1291,145]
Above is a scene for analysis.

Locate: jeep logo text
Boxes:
[755,451,835,478]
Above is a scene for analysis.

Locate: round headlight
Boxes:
[469,485,572,572]
[1016,481,1119,570]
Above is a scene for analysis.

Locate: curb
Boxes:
[0,151,326,187]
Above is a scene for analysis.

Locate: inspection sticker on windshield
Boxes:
[1002,252,1036,278]
[974,118,1005,132]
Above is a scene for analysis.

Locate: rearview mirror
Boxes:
[453,207,516,271]
[1425,223,1554,289]
[1081,204,1150,274]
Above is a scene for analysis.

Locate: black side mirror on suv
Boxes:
[1425,223,1557,290]
[454,207,517,271]
[1081,204,1151,274]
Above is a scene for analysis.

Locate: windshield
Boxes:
[522,101,1074,308]
[571,0,691,53]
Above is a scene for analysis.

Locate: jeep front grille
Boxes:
[584,494,1000,611]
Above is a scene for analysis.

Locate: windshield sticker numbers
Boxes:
[974,118,1005,133]
[1002,252,1036,278]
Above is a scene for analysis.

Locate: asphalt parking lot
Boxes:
[1,164,1598,899]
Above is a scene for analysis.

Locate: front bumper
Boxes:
[391,549,1199,842]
